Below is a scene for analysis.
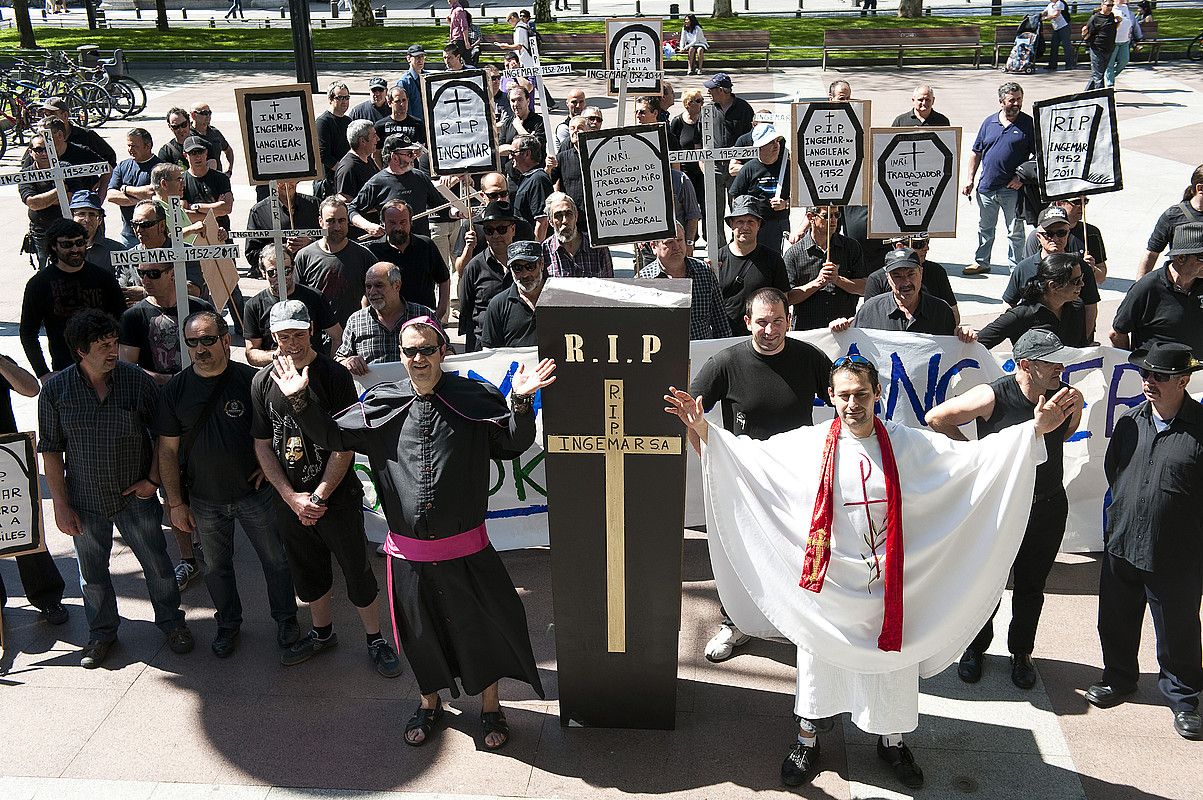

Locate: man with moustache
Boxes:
[452,172,536,275]
[119,260,214,385]
[830,249,971,339]
[349,134,443,240]
[106,128,164,247]
[459,201,519,352]
[269,317,556,750]
[158,108,194,169]
[295,198,375,327]
[336,262,435,374]
[479,241,545,349]
[509,135,553,239]
[244,250,341,367]
[156,310,300,658]
[541,194,613,279]
[364,200,451,321]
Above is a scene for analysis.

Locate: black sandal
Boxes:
[404,704,443,747]
[480,710,510,750]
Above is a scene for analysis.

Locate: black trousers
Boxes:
[0,550,66,611]
[970,492,1068,656]
[1098,551,1202,713]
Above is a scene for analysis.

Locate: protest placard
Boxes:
[1033,88,1122,202]
[422,69,499,176]
[0,433,44,561]
[577,124,676,247]
[868,127,961,238]
[791,100,871,208]
[605,18,663,96]
[234,84,323,185]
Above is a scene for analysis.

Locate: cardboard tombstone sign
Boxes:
[868,127,962,238]
[422,69,499,176]
[0,433,45,560]
[1033,88,1122,202]
[605,18,663,96]
[578,123,676,247]
[791,100,871,208]
[235,84,323,185]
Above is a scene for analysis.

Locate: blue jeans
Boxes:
[1048,25,1076,69]
[1105,41,1130,86]
[1086,47,1111,90]
[73,495,183,642]
[189,486,297,631]
[974,187,1026,269]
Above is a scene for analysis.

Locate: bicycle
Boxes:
[1188,30,1202,61]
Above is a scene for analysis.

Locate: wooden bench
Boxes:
[481,32,605,63]
[822,27,982,70]
[699,30,772,71]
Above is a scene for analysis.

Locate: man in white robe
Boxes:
[665,354,1077,789]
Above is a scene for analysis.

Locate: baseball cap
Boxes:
[69,190,103,211]
[382,133,421,154]
[883,248,921,272]
[1013,328,1089,365]
[703,73,733,90]
[183,135,210,154]
[750,123,784,148]
[407,44,427,57]
[40,96,68,112]
[1036,206,1070,232]
[369,77,388,90]
[269,300,312,333]
[507,240,543,264]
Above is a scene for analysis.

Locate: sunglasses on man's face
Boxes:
[169,122,190,131]
[193,109,212,116]
[1139,368,1174,383]
[1040,227,1070,239]
[510,261,541,274]
[402,345,440,358]
[131,219,162,230]
[137,268,170,279]
[30,146,47,154]
[263,267,294,278]
[184,335,221,348]
[483,224,512,235]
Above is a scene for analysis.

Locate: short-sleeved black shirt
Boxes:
[1003,252,1100,307]
[154,362,262,503]
[1021,222,1108,265]
[251,352,363,503]
[716,244,790,336]
[1111,266,1203,356]
[1146,201,1203,255]
[690,338,831,439]
[365,235,450,311]
[854,290,956,336]
[479,284,537,349]
[183,168,232,230]
[243,285,339,355]
[864,259,957,309]
[119,297,215,376]
[293,239,374,327]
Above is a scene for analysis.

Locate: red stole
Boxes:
[799,417,905,652]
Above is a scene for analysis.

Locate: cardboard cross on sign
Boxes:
[545,379,682,653]
[225,179,322,298]
[0,141,109,220]
[111,197,240,368]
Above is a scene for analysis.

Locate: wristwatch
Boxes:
[511,392,534,413]
[309,492,327,507]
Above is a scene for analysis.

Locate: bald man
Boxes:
[890,86,951,127]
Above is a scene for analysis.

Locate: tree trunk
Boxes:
[13,0,37,49]
[898,0,923,17]
[533,0,551,23]
[713,0,734,17]
[352,0,377,27]
[154,0,169,31]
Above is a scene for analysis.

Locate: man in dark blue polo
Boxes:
[961,82,1035,276]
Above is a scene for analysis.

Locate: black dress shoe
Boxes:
[1011,654,1037,689]
[781,739,820,786]
[1085,682,1136,708]
[42,603,69,625]
[877,738,924,789]
[211,628,240,658]
[80,639,115,669]
[957,648,983,683]
[1173,710,1202,740]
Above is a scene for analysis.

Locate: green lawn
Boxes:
[1,11,1199,59]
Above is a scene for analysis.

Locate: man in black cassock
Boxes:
[270,315,556,751]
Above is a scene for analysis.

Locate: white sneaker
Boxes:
[705,622,750,662]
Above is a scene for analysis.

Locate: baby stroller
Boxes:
[1003,32,1039,74]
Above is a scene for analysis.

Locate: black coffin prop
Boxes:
[537,278,692,730]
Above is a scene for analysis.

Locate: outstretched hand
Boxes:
[271,354,310,398]
[512,358,557,397]
[1033,387,1078,436]
[664,386,708,454]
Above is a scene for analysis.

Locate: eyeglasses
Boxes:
[30,146,47,154]
[687,98,703,105]
[333,94,351,100]
[137,267,170,279]
[193,109,212,116]
[184,335,221,348]
[131,219,162,230]
[1058,275,1086,287]
[510,261,541,274]
[907,238,929,249]
[169,122,190,131]
[1139,368,1174,382]
[482,189,508,199]
[833,354,873,368]
[483,224,512,235]
[56,238,87,250]
[263,266,294,278]
[584,116,603,123]
[402,345,440,357]
[1040,228,1070,239]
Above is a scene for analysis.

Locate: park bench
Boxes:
[822,26,983,70]
[695,30,772,71]
[480,32,606,63]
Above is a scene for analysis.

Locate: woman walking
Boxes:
[1082,0,1118,90]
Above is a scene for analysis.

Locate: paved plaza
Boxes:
[1,55,1202,800]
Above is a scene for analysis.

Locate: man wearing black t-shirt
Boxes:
[348,134,444,240]
[20,219,127,381]
[156,311,300,658]
[690,287,831,664]
[889,85,951,128]
[716,197,791,336]
[295,198,375,327]
[119,261,214,384]
[316,84,353,195]
[1111,223,1203,357]
[19,125,107,267]
[334,121,381,205]
[244,250,342,366]
[1137,167,1203,277]
[189,102,235,176]
[364,200,451,320]
[927,329,1084,690]
[251,301,402,676]
[373,88,426,153]
[243,179,319,272]
[183,136,233,231]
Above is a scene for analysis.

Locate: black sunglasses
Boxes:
[1040,228,1070,239]
[131,219,162,230]
[510,260,541,274]
[194,109,212,116]
[137,267,170,279]
[1139,368,1174,383]
[184,335,221,348]
[402,345,440,357]
[483,224,512,235]
[169,122,190,130]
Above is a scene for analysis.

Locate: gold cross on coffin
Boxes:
[546,379,683,653]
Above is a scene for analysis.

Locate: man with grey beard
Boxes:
[480,241,545,349]
[540,193,613,278]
